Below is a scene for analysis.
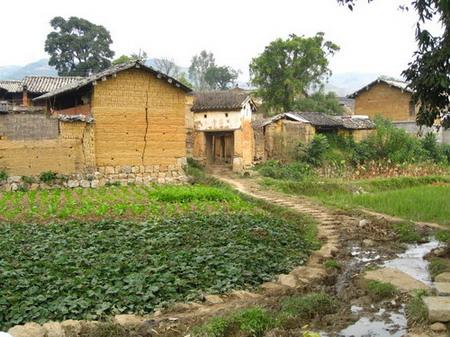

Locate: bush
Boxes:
[39,171,57,184]
[297,134,330,166]
[406,290,429,326]
[324,259,341,270]
[0,169,8,182]
[366,280,398,300]
[256,160,312,180]
[234,308,274,337]
[278,292,337,320]
[392,223,421,243]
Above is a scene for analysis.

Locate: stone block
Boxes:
[435,272,450,283]
[90,180,99,188]
[131,166,139,173]
[113,314,144,328]
[204,295,224,304]
[423,296,450,322]
[42,322,65,337]
[67,180,79,188]
[121,166,132,174]
[434,282,450,296]
[80,180,90,188]
[104,166,115,175]
[8,323,46,337]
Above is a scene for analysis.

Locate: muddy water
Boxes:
[334,239,441,337]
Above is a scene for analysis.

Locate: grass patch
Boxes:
[366,280,398,301]
[435,230,450,243]
[429,258,450,280]
[405,290,429,327]
[392,223,421,243]
[193,307,274,337]
[0,184,317,330]
[324,259,341,270]
[278,292,337,322]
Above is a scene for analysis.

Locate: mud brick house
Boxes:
[255,112,374,161]
[0,60,192,185]
[0,80,22,106]
[190,89,257,172]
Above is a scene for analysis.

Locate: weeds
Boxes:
[324,259,341,270]
[435,230,450,243]
[278,292,337,321]
[39,171,57,184]
[392,223,421,243]
[405,290,429,327]
[429,258,450,280]
[366,280,398,301]
[0,169,8,182]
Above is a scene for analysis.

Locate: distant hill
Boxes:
[0,59,388,96]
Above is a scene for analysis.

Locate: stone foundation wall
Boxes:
[0,163,187,192]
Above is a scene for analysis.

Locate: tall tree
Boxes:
[188,50,215,90]
[204,65,239,90]
[154,58,180,77]
[45,17,114,76]
[337,1,450,128]
[250,33,339,112]
[294,91,344,116]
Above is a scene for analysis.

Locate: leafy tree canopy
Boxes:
[337,0,450,128]
[205,65,239,90]
[112,51,147,66]
[294,91,344,116]
[45,16,115,76]
[250,33,339,113]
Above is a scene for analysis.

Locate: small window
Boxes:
[204,114,207,118]
[225,113,229,118]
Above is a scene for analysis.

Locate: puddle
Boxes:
[383,239,442,285]
[336,239,441,337]
[339,308,407,337]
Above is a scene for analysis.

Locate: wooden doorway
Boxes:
[205,132,234,166]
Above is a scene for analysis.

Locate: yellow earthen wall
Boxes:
[91,68,187,170]
[354,83,414,121]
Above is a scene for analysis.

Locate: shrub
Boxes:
[0,169,8,182]
[366,280,398,300]
[256,160,312,181]
[21,176,35,185]
[429,258,450,280]
[406,290,429,326]
[39,171,57,184]
[193,317,231,337]
[297,134,330,166]
[324,259,341,270]
[421,132,447,163]
[234,308,274,337]
[278,292,337,320]
[392,223,421,243]
[435,230,450,243]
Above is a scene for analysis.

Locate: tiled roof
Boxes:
[0,80,22,93]
[348,78,412,98]
[23,76,82,94]
[34,61,192,101]
[192,89,256,112]
[337,116,376,130]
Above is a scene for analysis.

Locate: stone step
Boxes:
[435,272,450,283]
[434,282,450,296]
[423,296,450,322]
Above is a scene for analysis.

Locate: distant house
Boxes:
[0,76,81,107]
[254,112,375,161]
[348,78,415,122]
[14,60,192,180]
[190,90,257,172]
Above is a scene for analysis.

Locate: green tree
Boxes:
[188,50,215,90]
[112,51,147,66]
[250,33,339,112]
[337,1,450,128]
[176,73,192,88]
[204,65,239,90]
[294,91,344,115]
[45,16,114,76]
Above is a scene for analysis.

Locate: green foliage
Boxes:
[406,290,429,327]
[205,66,239,90]
[256,160,312,180]
[366,280,398,301]
[421,132,447,163]
[0,200,315,329]
[193,317,231,337]
[234,308,274,337]
[324,259,341,270]
[21,176,35,185]
[0,169,8,182]
[112,51,147,66]
[250,33,339,112]
[293,91,344,115]
[435,230,450,242]
[278,292,337,321]
[429,258,450,280]
[45,16,114,76]
[392,223,421,243]
[297,134,330,166]
[39,171,57,184]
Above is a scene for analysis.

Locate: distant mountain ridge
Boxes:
[0,59,389,96]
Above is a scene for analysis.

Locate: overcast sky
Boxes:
[0,0,440,80]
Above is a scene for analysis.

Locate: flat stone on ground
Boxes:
[435,272,450,283]
[42,322,65,337]
[204,295,224,304]
[8,323,46,337]
[277,274,297,288]
[423,296,450,322]
[113,314,145,328]
[434,282,450,296]
[430,322,447,332]
[364,267,429,292]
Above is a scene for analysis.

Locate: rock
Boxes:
[8,323,46,337]
[67,180,79,188]
[362,239,376,247]
[434,282,450,296]
[204,295,224,304]
[423,296,450,322]
[90,180,99,188]
[364,267,429,292]
[230,290,261,300]
[7,176,21,184]
[104,166,115,175]
[80,180,90,188]
[153,310,162,317]
[277,274,298,288]
[42,322,65,337]
[113,314,145,328]
[61,320,82,336]
[430,322,447,332]
[121,166,132,174]
[359,219,370,227]
[435,272,450,283]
